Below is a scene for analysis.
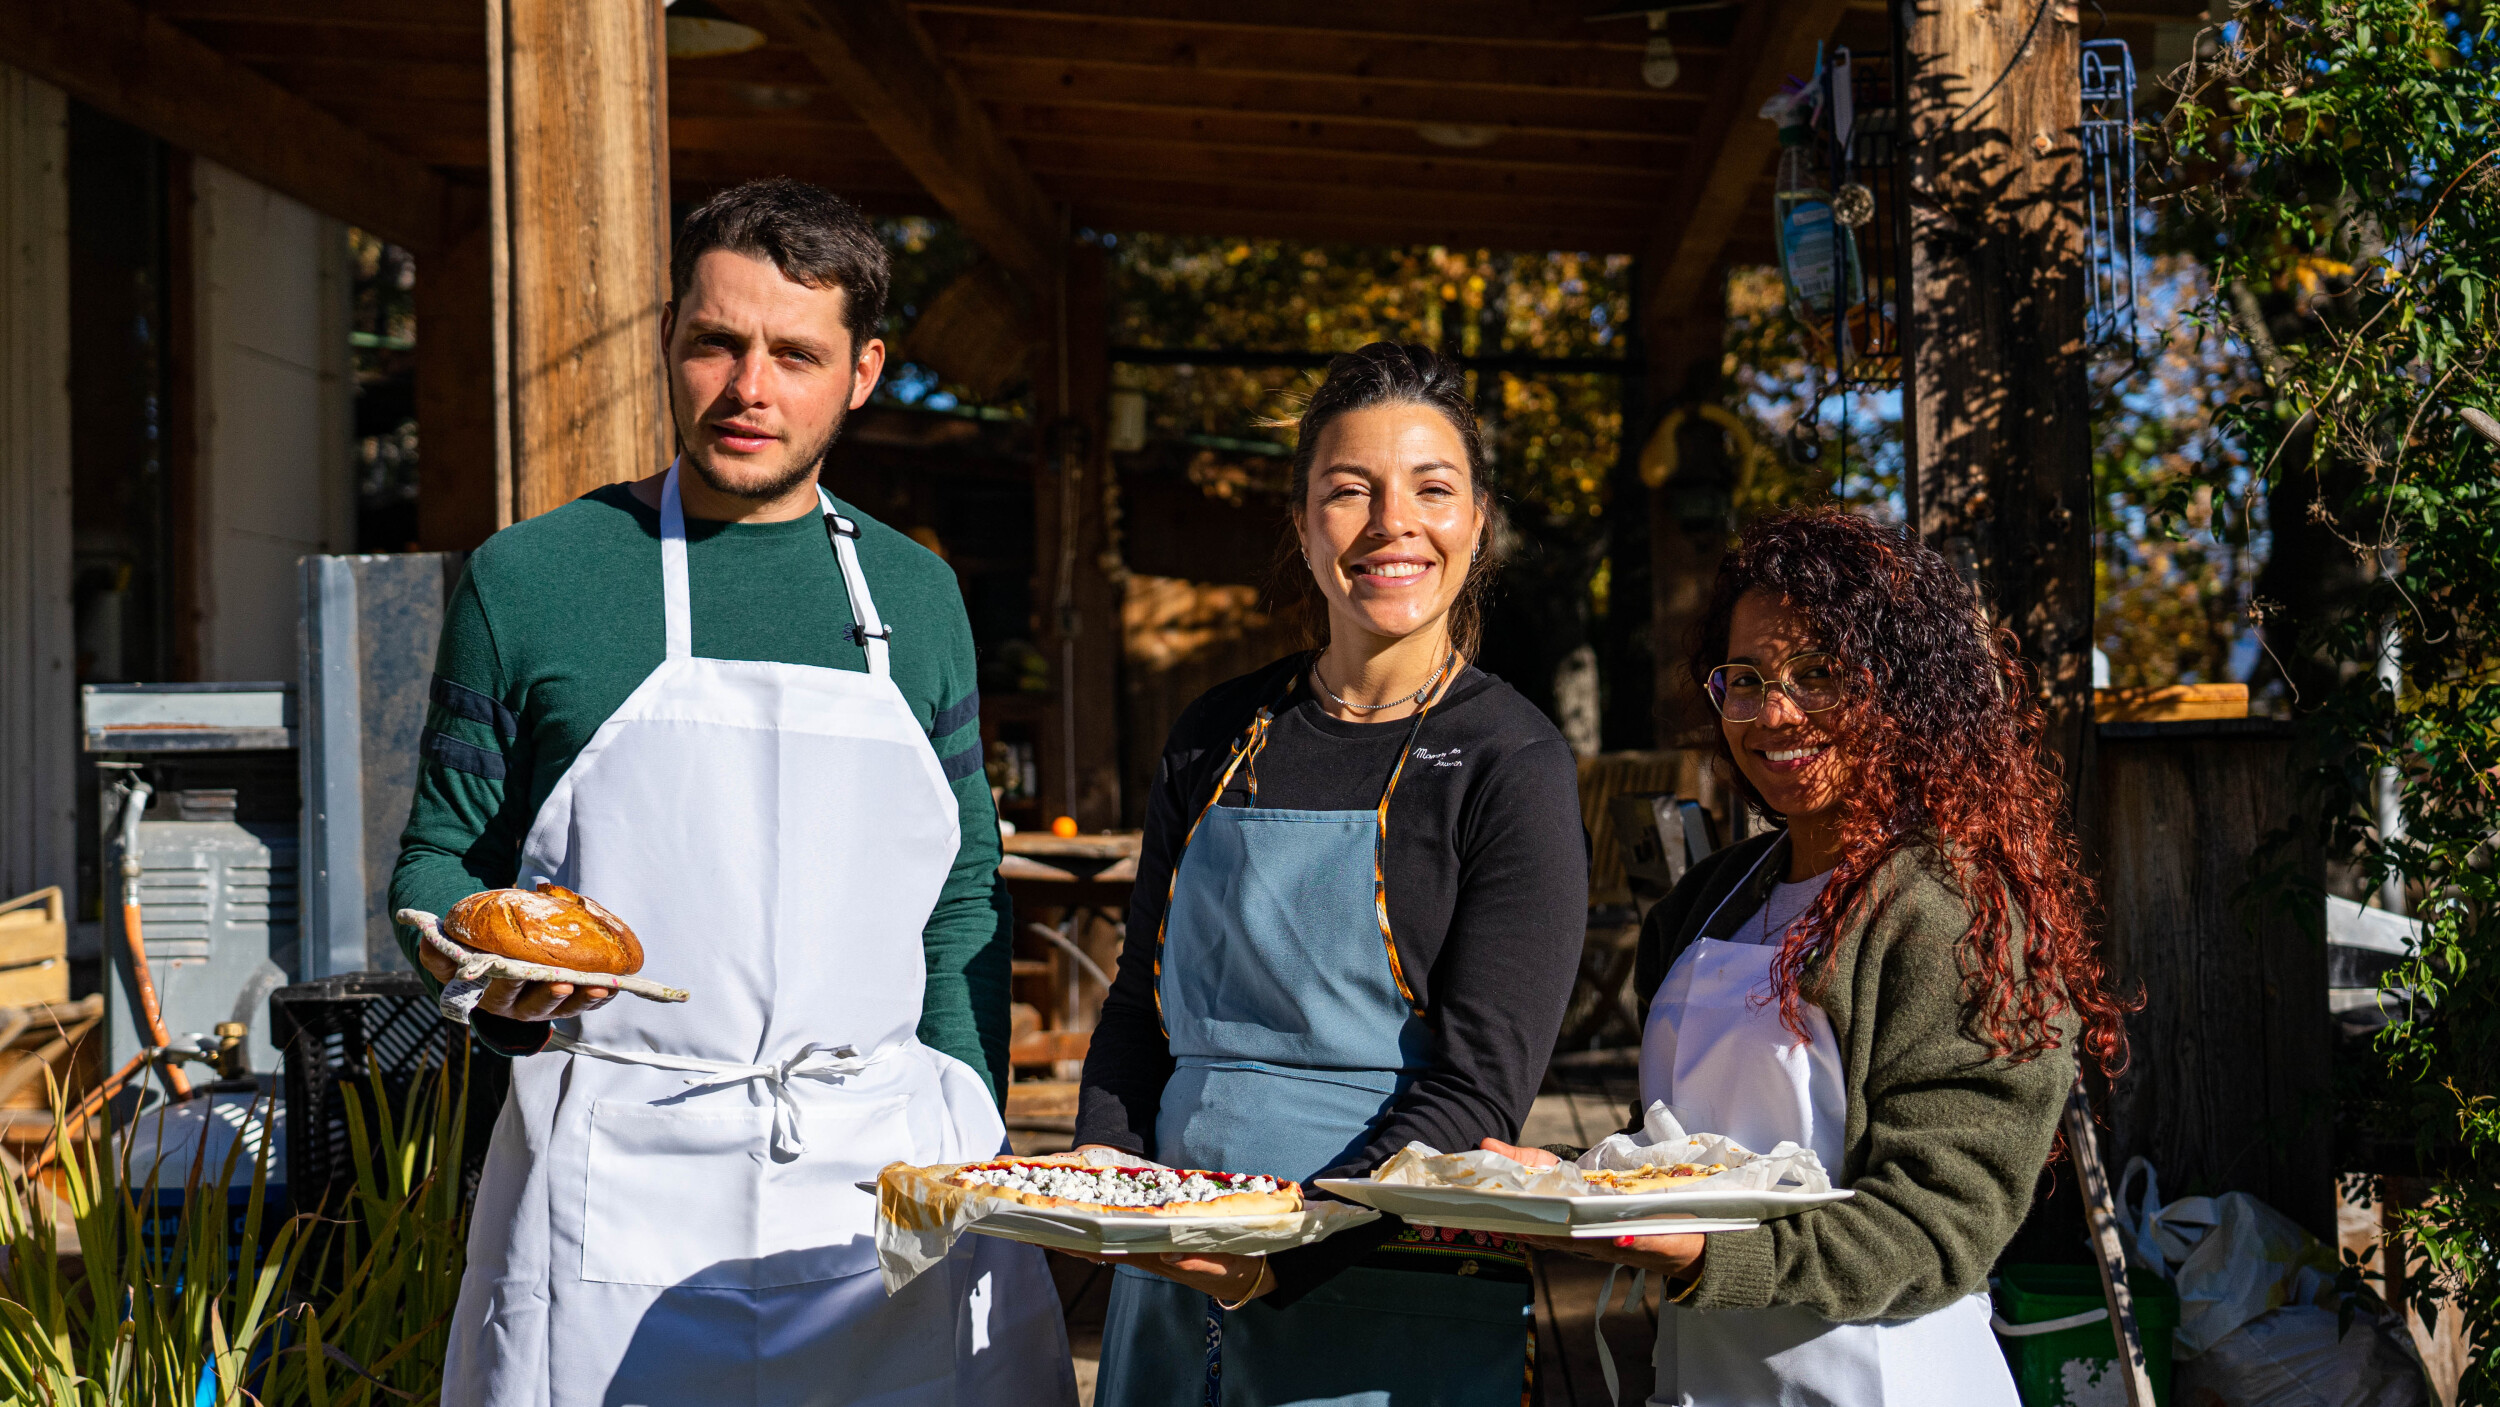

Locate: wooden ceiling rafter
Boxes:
[711,0,1064,295]
[143,0,477,28]
[1013,139,1675,207]
[988,104,1686,176]
[950,56,1708,137]
[0,0,458,252]
[911,0,1714,47]
[912,11,1731,97]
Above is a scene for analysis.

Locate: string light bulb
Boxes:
[1641,13,1682,89]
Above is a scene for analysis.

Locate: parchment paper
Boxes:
[876,1148,1377,1294]
[1368,1102,1835,1197]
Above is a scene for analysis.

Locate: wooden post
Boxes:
[0,63,74,901]
[1899,0,2095,785]
[1642,265,1734,747]
[487,0,671,526]
[415,223,497,552]
[2085,722,2334,1239]
[1031,242,1121,829]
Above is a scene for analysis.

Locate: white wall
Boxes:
[191,160,353,683]
[0,64,75,902]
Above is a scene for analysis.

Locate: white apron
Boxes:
[444,464,1074,1407]
[1637,846,2016,1407]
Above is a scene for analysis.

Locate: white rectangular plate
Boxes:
[1313,1177,1852,1238]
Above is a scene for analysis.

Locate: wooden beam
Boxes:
[1643,266,1739,747]
[1641,0,1854,320]
[915,0,1730,46]
[955,55,1705,138]
[994,103,1687,178]
[490,0,672,523]
[1031,243,1123,829]
[415,223,497,552]
[915,11,1729,98]
[1902,0,2094,786]
[147,0,476,28]
[1017,138,1674,208]
[1068,200,1650,258]
[1060,173,1660,232]
[712,0,1060,294]
[0,0,454,251]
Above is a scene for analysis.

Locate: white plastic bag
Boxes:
[2173,1305,2427,1407]
[2118,1158,2341,1355]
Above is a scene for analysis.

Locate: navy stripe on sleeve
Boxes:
[431,675,520,741]
[421,727,509,780]
[929,689,980,738]
[938,741,985,783]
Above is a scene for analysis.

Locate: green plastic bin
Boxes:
[1994,1263,2178,1407]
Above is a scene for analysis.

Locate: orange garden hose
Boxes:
[122,896,190,1101]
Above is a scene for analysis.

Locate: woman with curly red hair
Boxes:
[1483,506,2127,1403]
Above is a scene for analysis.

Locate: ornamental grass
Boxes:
[0,1051,478,1405]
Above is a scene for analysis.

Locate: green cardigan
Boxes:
[1625,829,2076,1322]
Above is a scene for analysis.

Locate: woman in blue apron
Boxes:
[1072,343,1590,1406]
[1482,509,2133,1405]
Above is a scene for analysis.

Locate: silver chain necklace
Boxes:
[1310,649,1455,714]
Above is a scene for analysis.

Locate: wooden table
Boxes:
[1001,832,1141,1071]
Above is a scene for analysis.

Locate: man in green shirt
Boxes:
[391,179,1071,1407]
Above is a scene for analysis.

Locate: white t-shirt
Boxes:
[1739,873,1830,945]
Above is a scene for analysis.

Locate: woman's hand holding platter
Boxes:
[1056,1144,1275,1303]
[1476,1139,1707,1281]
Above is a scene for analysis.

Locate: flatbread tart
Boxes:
[1580,1162,1728,1193]
[945,1159,1302,1217]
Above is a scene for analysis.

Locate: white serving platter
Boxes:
[1313,1177,1851,1238]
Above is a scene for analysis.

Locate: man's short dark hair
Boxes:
[671,178,889,351]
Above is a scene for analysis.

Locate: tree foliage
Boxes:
[2157,0,2500,1386]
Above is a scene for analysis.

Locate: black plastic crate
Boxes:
[270,971,508,1215]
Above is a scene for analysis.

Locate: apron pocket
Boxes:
[755,1093,914,1288]
[582,1100,770,1289]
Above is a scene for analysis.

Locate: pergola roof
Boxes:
[36,1,2201,297]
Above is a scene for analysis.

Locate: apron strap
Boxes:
[659,460,694,661]
[1149,651,1457,1034]
[655,463,893,678]
[1592,1262,1650,1407]
[1693,831,1785,940]
[820,488,892,679]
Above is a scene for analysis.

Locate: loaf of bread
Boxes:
[445,883,645,975]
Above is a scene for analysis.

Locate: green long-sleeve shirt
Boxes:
[387,482,1012,1100]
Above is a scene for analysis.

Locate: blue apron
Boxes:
[1094,665,1532,1407]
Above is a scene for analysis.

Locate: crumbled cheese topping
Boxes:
[957,1163,1281,1208]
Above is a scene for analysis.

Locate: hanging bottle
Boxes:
[1763,89,1841,321]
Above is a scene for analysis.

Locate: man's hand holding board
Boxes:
[400,883,688,1022]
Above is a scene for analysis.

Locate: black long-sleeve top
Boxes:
[1075,654,1588,1304]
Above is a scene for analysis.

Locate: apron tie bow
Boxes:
[548,1033,878,1157]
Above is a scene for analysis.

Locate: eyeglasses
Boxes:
[1705,652,1843,722]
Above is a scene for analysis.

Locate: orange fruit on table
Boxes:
[1050,815,1079,839]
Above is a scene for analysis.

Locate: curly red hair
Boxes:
[1694,508,2130,1077]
